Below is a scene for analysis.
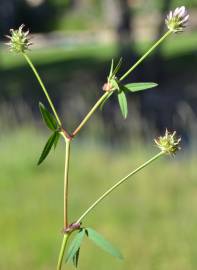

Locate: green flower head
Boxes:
[154,129,181,155]
[5,24,32,53]
[165,6,189,33]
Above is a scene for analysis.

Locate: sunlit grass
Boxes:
[1,32,196,70]
[0,126,196,269]
[0,44,117,70]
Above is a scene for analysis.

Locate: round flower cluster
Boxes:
[165,6,189,33]
[154,129,181,155]
[6,24,32,53]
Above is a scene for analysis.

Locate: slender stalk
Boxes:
[22,53,62,126]
[64,138,71,228]
[120,30,172,81]
[77,151,164,223]
[57,233,70,270]
[72,91,109,137]
[56,137,71,270]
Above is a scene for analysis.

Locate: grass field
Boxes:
[0,126,196,270]
[1,32,197,70]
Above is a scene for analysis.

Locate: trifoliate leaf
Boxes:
[85,228,123,260]
[39,102,58,131]
[117,90,128,119]
[124,82,158,92]
[65,229,85,267]
[37,131,59,165]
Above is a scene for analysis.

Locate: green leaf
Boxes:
[111,78,120,91]
[108,59,114,79]
[117,90,128,119]
[53,132,60,150]
[73,248,80,268]
[65,229,85,267]
[124,82,158,92]
[39,102,58,131]
[37,131,59,165]
[112,57,123,77]
[85,228,123,260]
[100,92,113,110]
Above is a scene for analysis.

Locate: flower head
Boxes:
[165,6,189,33]
[5,24,32,53]
[154,129,181,155]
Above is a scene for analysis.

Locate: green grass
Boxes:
[1,32,197,70]
[0,44,117,70]
[0,126,197,269]
[137,32,197,59]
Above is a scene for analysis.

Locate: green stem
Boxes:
[22,53,62,126]
[57,233,70,270]
[56,137,71,270]
[77,151,164,223]
[72,91,109,137]
[120,30,172,81]
[64,138,71,228]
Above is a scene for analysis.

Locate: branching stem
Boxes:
[64,138,71,228]
[72,91,109,137]
[23,27,172,270]
[23,53,62,126]
[56,137,71,270]
[77,151,164,223]
[120,30,172,81]
[57,233,70,270]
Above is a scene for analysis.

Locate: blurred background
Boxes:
[0,0,197,269]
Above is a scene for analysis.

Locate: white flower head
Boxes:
[5,24,32,53]
[165,6,189,33]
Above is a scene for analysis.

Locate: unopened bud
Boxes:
[103,82,113,92]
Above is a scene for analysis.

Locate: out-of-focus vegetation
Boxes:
[1,0,197,33]
[0,126,196,269]
[1,30,197,143]
[1,32,197,69]
[0,1,197,269]
[1,0,196,139]
[142,0,197,10]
